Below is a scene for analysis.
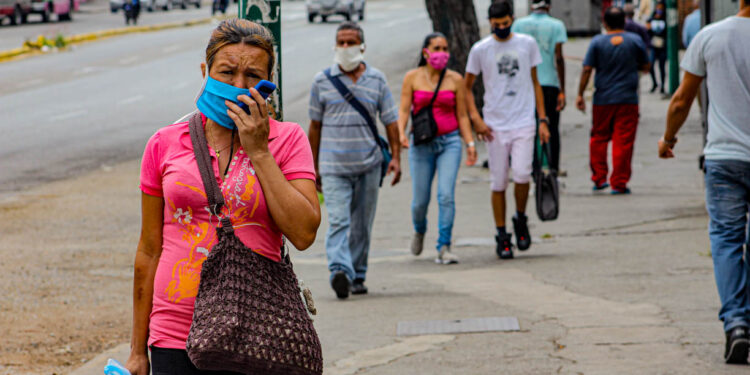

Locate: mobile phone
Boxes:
[238,80,277,114]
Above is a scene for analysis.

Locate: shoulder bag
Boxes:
[324,68,391,186]
[534,142,560,222]
[184,113,323,375]
[410,68,446,145]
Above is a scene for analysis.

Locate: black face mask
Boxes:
[493,25,512,39]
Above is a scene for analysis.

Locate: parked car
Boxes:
[30,0,77,22]
[306,0,364,23]
[0,0,32,25]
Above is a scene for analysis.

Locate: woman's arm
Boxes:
[125,193,164,375]
[453,72,477,166]
[397,70,416,148]
[228,89,321,250]
[249,154,321,250]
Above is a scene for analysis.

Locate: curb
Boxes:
[0,15,226,63]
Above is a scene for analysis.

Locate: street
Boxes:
[0,0,744,374]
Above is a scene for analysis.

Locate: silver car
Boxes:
[306,0,364,23]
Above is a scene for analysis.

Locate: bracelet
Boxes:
[539,117,550,124]
[467,141,476,148]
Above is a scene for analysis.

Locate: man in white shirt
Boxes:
[465,0,550,260]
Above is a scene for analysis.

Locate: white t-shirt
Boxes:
[466,33,542,131]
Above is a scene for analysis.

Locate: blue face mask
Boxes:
[493,25,512,39]
[195,75,250,130]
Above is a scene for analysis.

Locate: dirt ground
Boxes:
[0,160,143,375]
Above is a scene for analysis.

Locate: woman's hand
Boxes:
[226,88,271,159]
[125,351,150,375]
[399,132,409,149]
[466,146,477,166]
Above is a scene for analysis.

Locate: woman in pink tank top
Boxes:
[397,32,477,265]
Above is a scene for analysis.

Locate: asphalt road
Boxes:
[0,0,479,194]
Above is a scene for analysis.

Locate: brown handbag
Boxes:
[185,113,323,375]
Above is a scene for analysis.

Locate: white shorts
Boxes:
[487,126,536,192]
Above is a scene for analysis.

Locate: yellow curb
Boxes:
[0,15,229,64]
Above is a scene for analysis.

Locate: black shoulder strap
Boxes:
[324,68,388,150]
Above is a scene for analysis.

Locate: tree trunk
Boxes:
[424,0,484,109]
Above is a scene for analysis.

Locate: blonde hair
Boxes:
[205,18,276,78]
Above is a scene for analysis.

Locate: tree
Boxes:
[424,0,483,108]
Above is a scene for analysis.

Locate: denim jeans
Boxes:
[705,159,750,331]
[409,131,462,251]
[322,166,380,282]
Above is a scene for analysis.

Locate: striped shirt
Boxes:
[309,63,398,176]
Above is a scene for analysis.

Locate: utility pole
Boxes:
[240,0,283,120]
[666,0,679,94]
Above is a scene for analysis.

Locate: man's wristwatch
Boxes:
[539,117,550,125]
[467,141,476,148]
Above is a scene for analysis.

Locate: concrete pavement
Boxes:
[60,37,742,374]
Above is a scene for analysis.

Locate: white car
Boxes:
[306,0,364,23]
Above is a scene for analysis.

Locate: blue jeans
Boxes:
[705,159,750,331]
[409,131,462,251]
[322,166,380,282]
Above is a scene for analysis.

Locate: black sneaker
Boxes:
[513,214,531,251]
[351,279,368,295]
[331,271,350,300]
[725,326,749,364]
[496,234,514,259]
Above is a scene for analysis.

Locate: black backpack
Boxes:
[534,142,559,221]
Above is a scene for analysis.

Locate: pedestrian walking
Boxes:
[513,0,568,173]
[658,1,750,364]
[126,19,322,375]
[647,2,668,94]
[624,3,651,47]
[576,6,650,195]
[464,0,551,260]
[682,0,701,48]
[396,32,478,265]
[308,22,401,299]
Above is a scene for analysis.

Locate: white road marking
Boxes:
[172,81,191,91]
[162,44,182,53]
[74,66,98,75]
[51,109,88,121]
[120,95,144,105]
[383,13,427,28]
[119,56,138,65]
[283,12,306,21]
[15,78,44,89]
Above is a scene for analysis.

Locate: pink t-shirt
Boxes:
[140,114,316,350]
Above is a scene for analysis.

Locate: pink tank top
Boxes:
[412,90,459,136]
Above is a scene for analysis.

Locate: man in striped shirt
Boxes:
[308,22,401,300]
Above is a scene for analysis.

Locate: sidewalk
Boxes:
[1,37,739,374]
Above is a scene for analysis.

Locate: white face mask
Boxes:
[334,44,365,72]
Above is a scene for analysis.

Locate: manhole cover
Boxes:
[397,317,520,336]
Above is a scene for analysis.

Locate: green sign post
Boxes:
[666,0,679,94]
[240,0,282,120]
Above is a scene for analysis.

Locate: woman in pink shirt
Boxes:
[397,32,477,265]
[125,19,321,375]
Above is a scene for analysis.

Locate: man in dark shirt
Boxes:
[576,6,650,194]
[624,3,651,47]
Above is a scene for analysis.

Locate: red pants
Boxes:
[590,104,639,190]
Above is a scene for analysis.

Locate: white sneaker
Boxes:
[435,245,459,264]
[411,233,425,256]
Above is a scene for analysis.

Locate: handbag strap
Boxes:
[323,68,389,152]
[426,68,447,108]
[188,113,233,231]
